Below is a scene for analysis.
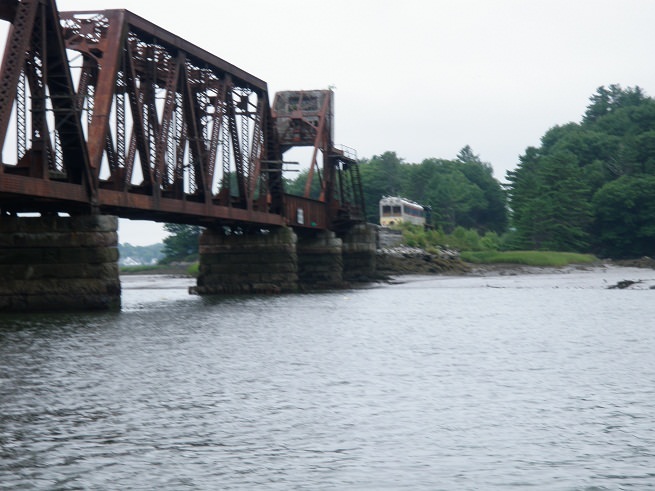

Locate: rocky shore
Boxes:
[375,246,655,289]
[375,246,470,275]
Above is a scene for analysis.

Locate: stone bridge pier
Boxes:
[296,230,345,290]
[193,227,299,295]
[0,214,121,312]
[194,224,377,295]
[339,223,377,282]
[0,218,377,313]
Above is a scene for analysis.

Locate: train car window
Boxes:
[392,206,401,215]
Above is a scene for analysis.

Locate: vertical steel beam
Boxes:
[123,39,154,188]
[206,80,227,194]
[0,0,38,161]
[43,0,92,186]
[247,97,265,200]
[225,84,248,204]
[85,10,125,182]
[181,61,208,199]
[154,53,182,188]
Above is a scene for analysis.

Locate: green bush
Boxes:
[399,223,494,251]
[187,262,200,277]
[480,231,501,250]
[396,224,597,267]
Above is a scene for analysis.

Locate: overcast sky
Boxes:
[21,1,655,243]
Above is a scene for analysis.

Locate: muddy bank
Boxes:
[376,247,655,278]
[612,256,655,269]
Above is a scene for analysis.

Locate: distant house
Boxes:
[120,257,141,266]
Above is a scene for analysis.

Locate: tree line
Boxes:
[507,84,655,258]
[334,84,653,259]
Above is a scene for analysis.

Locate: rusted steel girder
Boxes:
[0,0,286,227]
[272,90,365,229]
[58,8,280,215]
[0,0,92,192]
[0,0,364,231]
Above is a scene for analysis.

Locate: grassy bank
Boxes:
[120,263,198,276]
[460,250,597,267]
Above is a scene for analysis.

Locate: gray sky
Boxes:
[20,1,655,243]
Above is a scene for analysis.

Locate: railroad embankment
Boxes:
[375,246,470,275]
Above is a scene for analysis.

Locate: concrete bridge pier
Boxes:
[193,226,299,294]
[340,223,377,281]
[0,214,121,312]
[296,230,345,290]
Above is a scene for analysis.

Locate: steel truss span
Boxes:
[0,0,364,231]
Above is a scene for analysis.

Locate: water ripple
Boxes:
[1,268,654,489]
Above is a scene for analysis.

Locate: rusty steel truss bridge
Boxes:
[0,0,365,232]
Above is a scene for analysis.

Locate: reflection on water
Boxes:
[1,267,655,490]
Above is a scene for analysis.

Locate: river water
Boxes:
[1,266,654,490]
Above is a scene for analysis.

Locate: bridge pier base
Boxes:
[340,223,378,281]
[296,230,345,290]
[193,227,298,294]
[193,223,378,296]
[0,214,121,312]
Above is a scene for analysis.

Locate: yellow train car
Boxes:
[379,196,426,227]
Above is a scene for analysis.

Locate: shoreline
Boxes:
[376,246,655,276]
[384,263,655,288]
[119,253,655,290]
[374,248,655,290]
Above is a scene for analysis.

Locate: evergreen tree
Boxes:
[160,224,201,263]
[425,168,485,233]
[284,168,322,199]
[358,151,406,223]
[583,84,647,124]
[507,85,655,256]
[592,175,655,258]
